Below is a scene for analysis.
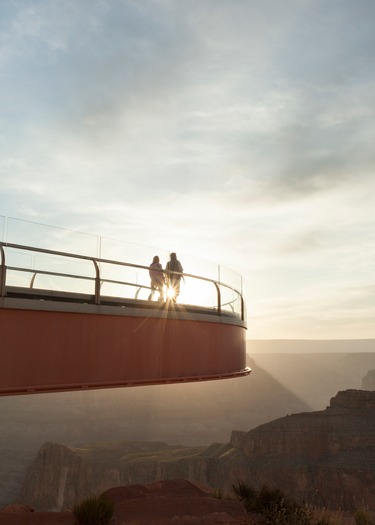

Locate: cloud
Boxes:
[1,0,375,338]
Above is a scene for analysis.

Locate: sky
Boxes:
[1,0,375,340]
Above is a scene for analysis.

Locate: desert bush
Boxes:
[213,487,224,499]
[232,482,340,525]
[232,480,257,512]
[354,507,375,525]
[72,494,114,525]
[258,494,312,525]
[313,517,334,525]
[232,482,308,524]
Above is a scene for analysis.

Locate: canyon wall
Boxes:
[18,390,375,512]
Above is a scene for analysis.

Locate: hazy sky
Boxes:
[1,0,374,340]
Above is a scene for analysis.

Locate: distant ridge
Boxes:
[248,339,375,353]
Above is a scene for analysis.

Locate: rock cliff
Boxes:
[19,389,375,512]
[217,389,375,511]
[362,369,375,390]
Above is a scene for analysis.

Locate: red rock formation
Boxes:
[1,504,34,513]
[104,479,247,524]
[1,480,248,525]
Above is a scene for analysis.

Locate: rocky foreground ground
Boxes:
[0,478,260,525]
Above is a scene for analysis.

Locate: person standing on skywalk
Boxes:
[148,255,165,302]
[165,252,183,303]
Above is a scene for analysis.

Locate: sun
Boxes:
[166,286,176,300]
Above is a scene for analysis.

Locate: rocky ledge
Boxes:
[1,479,249,525]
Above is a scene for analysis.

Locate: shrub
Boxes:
[258,491,312,525]
[232,482,340,525]
[233,482,305,522]
[232,480,257,512]
[72,494,114,525]
[213,487,224,499]
[314,517,333,525]
[355,507,375,525]
[256,484,294,513]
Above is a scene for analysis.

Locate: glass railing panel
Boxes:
[100,261,148,285]
[4,248,34,270]
[219,264,243,294]
[99,261,147,283]
[177,276,217,309]
[99,236,160,267]
[2,248,34,287]
[100,240,222,283]
[30,254,95,294]
[99,263,150,300]
[6,217,98,257]
[100,281,143,301]
[172,253,219,282]
[32,253,94,277]
[220,284,242,317]
[29,273,94,295]
[5,268,35,288]
[4,248,95,294]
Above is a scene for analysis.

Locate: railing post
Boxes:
[0,245,6,297]
[93,260,101,305]
[214,282,221,316]
[30,273,37,289]
[240,276,245,321]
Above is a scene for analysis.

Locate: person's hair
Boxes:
[170,252,177,260]
[152,255,159,263]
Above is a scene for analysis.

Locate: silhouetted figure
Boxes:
[165,252,183,303]
[148,256,165,302]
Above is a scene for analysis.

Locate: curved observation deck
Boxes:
[0,241,249,396]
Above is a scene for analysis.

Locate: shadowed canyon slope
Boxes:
[19,390,375,513]
[249,340,375,409]
[0,355,311,452]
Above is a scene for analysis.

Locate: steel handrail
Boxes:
[4,265,151,302]
[6,265,94,284]
[0,245,5,297]
[1,242,242,293]
[0,242,244,319]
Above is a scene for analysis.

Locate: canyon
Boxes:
[1,343,375,513]
[18,389,375,513]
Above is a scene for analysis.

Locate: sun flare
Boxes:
[166,286,176,300]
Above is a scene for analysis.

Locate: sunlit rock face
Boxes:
[19,390,375,513]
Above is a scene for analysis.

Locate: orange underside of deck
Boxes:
[0,307,248,395]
